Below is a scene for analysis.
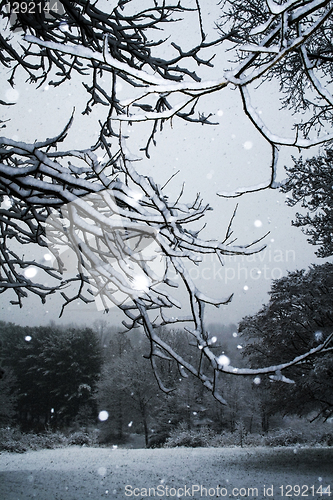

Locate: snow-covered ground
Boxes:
[0,446,332,499]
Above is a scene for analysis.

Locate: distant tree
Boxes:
[239,263,333,421]
[0,367,17,426]
[97,333,163,444]
[281,149,333,258]
[97,333,133,441]
[0,322,102,428]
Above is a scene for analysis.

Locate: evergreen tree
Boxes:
[240,263,333,421]
[0,322,102,428]
[282,150,333,258]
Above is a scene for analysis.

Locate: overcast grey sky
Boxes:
[0,0,331,329]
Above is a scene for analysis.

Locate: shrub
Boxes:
[318,433,333,446]
[0,426,99,453]
[67,430,99,446]
[0,427,67,453]
[263,428,305,447]
[147,431,169,448]
[164,424,215,448]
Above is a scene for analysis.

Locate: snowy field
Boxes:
[0,446,332,500]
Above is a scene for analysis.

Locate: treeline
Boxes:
[0,262,332,446]
[0,320,271,445]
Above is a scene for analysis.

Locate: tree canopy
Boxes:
[282,149,333,258]
[0,322,102,428]
[0,0,333,402]
[239,263,333,420]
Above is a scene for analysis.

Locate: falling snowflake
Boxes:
[254,220,262,228]
[243,285,249,291]
[5,88,19,102]
[217,354,230,367]
[131,274,150,292]
[243,141,253,150]
[217,109,224,116]
[98,467,107,476]
[98,411,109,422]
[128,421,133,427]
[25,336,32,342]
[232,332,238,338]
[24,267,38,279]
[253,377,261,385]
[314,331,323,341]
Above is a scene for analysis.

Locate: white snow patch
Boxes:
[131,191,143,201]
[2,196,12,208]
[59,22,69,32]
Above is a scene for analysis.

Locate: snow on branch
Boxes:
[2,125,329,403]
[1,0,333,403]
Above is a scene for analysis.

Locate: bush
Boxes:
[318,433,333,446]
[0,426,99,453]
[147,431,170,448]
[263,428,305,447]
[164,424,215,448]
[67,429,99,446]
[0,427,67,453]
